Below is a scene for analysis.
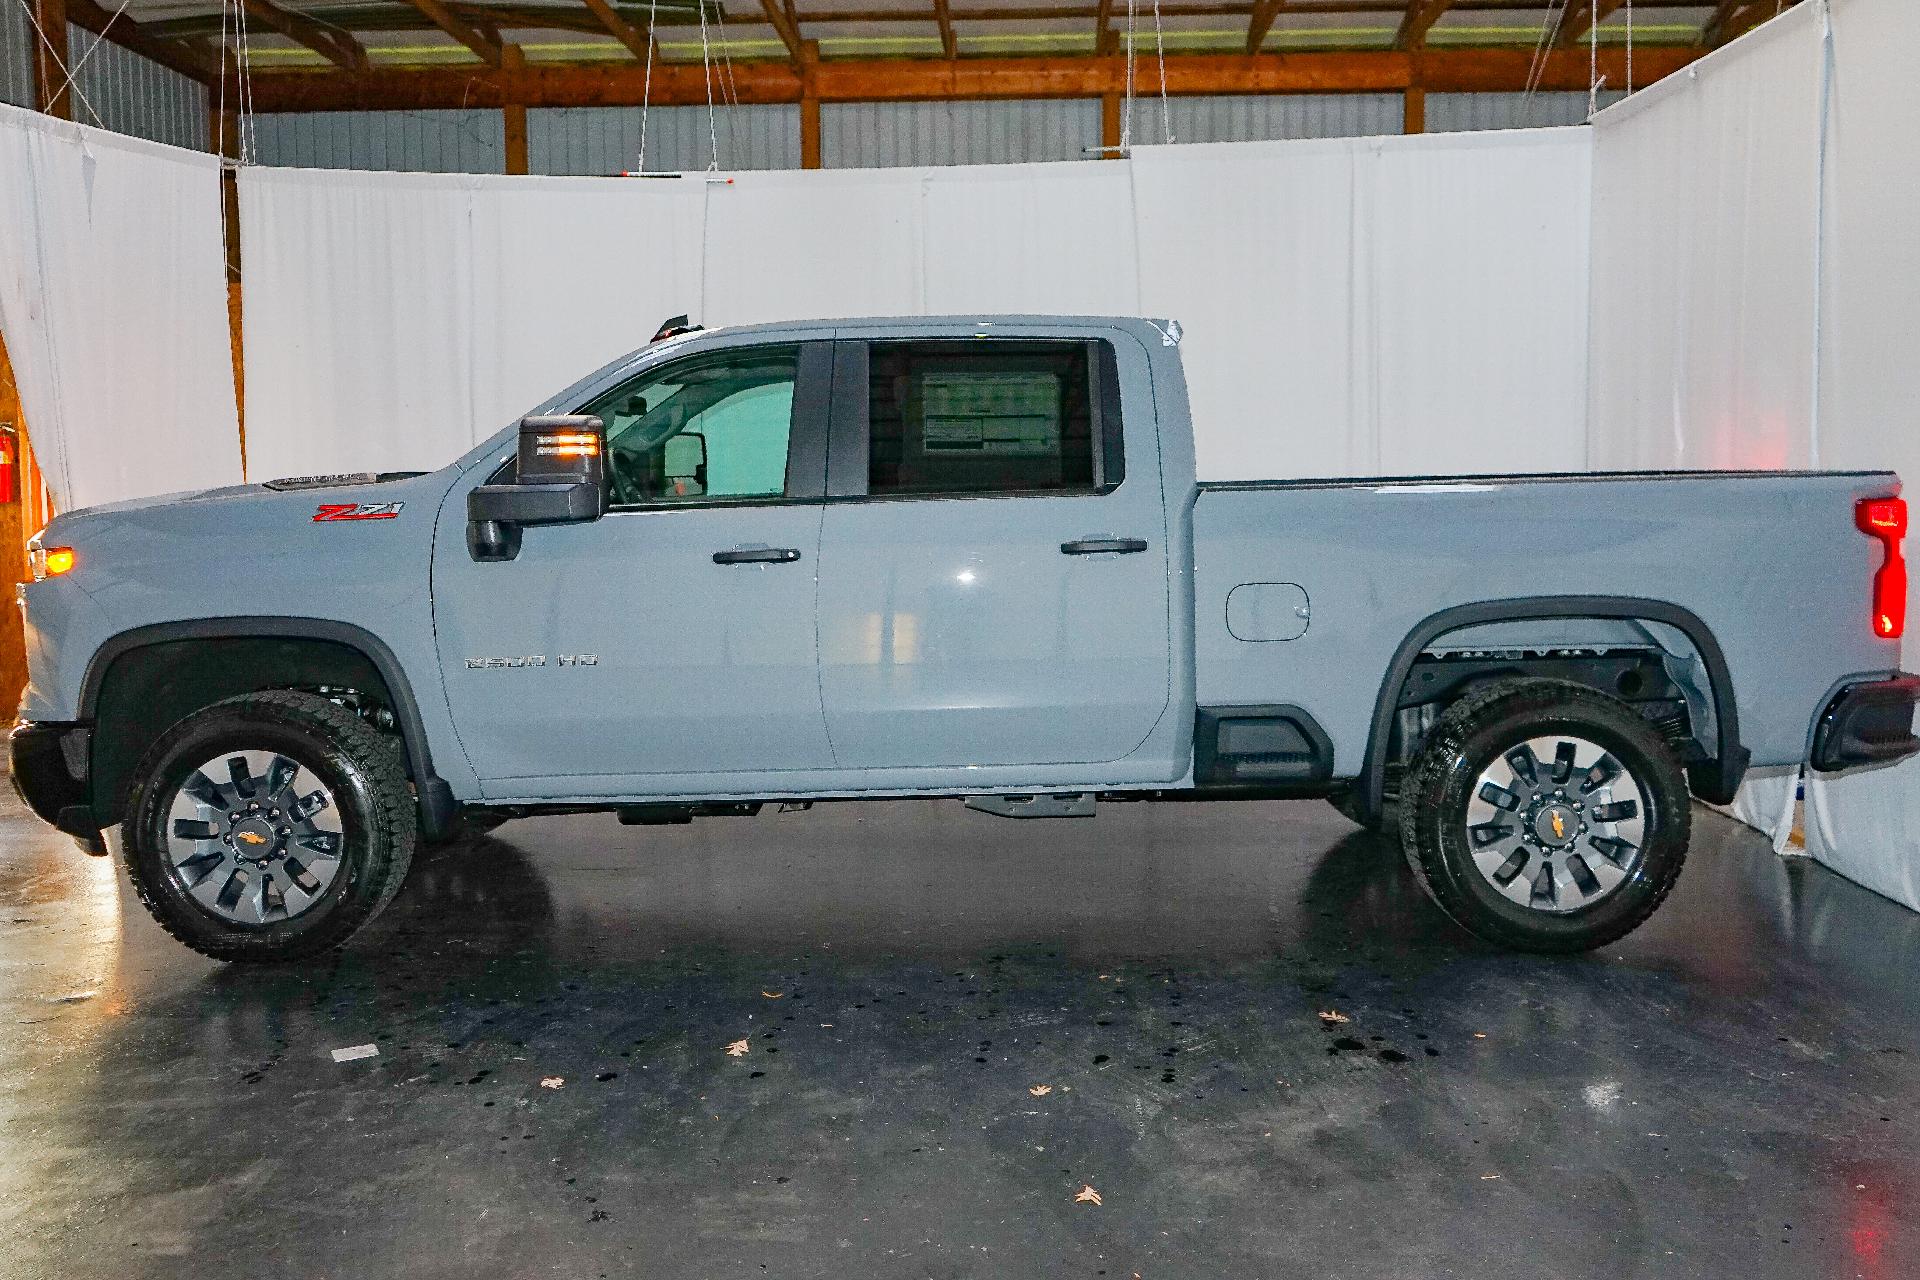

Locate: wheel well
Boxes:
[87,637,405,828]
[1357,599,1745,822]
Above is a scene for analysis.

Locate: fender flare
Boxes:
[1357,595,1746,824]
[79,616,458,836]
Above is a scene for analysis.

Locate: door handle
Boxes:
[1061,537,1148,555]
[712,546,802,565]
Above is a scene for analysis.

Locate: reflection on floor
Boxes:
[2,791,1917,1278]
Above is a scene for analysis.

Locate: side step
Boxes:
[963,793,1097,819]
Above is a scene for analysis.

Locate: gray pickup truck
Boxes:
[11,316,1917,962]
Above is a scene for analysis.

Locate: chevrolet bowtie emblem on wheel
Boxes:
[1550,812,1566,840]
[235,830,268,845]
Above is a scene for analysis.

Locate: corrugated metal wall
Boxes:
[529,105,801,175]
[1,2,32,109]
[823,99,1101,168]
[1160,93,1403,144]
[1427,91,1627,133]
[249,110,505,172]
[65,25,207,149]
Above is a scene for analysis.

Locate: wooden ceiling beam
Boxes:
[399,0,505,65]
[758,0,808,64]
[1093,0,1115,55]
[934,0,957,58]
[243,45,1702,112]
[66,0,217,84]
[1554,0,1625,47]
[242,0,368,70]
[1244,0,1288,55]
[581,0,656,61]
[1394,0,1452,50]
[1703,0,1774,45]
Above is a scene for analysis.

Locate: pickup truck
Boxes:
[11,316,1918,962]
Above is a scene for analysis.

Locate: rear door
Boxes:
[432,339,835,794]
[815,331,1173,771]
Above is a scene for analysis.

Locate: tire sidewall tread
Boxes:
[120,690,417,963]
[1398,677,1691,954]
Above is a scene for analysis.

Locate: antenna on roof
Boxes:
[651,316,704,343]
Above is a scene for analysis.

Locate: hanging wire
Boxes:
[1587,0,1600,119]
[11,0,105,126]
[234,0,258,163]
[1119,0,1137,154]
[1150,0,1172,143]
[47,0,135,116]
[1521,0,1570,116]
[712,0,744,165]
[1625,0,1633,95]
[696,0,719,170]
[637,0,659,172]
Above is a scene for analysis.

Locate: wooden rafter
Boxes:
[242,0,368,70]
[400,0,504,65]
[1244,0,1288,54]
[1394,0,1452,50]
[758,0,807,65]
[246,45,1704,112]
[1093,0,1115,56]
[1554,0,1625,47]
[1703,0,1772,45]
[933,0,956,59]
[581,0,655,62]
[67,0,216,84]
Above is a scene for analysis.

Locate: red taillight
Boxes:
[1857,497,1907,639]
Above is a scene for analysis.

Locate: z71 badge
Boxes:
[313,502,404,522]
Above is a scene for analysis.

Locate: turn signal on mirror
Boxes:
[29,545,75,580]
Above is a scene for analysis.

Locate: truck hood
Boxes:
[42,472,432,542]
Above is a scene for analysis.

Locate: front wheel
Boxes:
[122,690,417,962]
[1399,678,1690,953]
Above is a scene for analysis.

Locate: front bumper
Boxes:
[1811,675,1920,772]
[8,720,97,837]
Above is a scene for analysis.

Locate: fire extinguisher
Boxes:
[0,425,15,506]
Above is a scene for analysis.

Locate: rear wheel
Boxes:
[122,690,416,962]
[1399,678,1689,953]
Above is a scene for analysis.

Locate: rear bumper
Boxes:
[1811,675,1920,772]
[8,720,97,837]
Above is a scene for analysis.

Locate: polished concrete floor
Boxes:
[3,790,1919,1280]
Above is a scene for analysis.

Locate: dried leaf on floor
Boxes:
[726,1038,751,1057]
[540,1076,565,1089]
[1317,1010,1350,1025]
[1074,1184,1102,1206]
[761,991,784,999]
[1029,1084,1053,1097]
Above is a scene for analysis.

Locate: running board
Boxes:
[963,793,1097,819]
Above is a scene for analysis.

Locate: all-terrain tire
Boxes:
[1398,677,1690,953]
[122,690,417,962]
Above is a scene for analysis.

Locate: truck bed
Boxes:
[1190,469,1904,781]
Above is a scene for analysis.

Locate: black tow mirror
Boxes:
[468,415,608,562]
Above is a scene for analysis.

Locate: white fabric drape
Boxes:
[1590,0,1920,911]
[0,104,240,510]
[238,131,1596,484]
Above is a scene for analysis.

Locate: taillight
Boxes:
[1856,497,1907,639]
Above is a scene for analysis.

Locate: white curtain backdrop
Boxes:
[0,104,240,510]
[1590,0,1920,911]
[239,129,1596,483]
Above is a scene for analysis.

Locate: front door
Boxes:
[432,340,835,795]
[815,334,1174,772]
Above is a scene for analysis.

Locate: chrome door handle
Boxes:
[712,547,802,565]
[1061,537,1148,555]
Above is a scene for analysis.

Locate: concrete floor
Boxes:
[3,791,1918,1280]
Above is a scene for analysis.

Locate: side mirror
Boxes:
[467,415,608,562]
